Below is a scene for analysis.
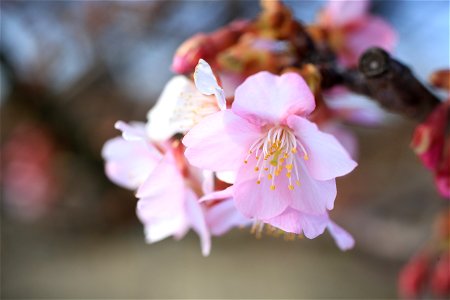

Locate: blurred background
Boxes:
[1,1,449,298]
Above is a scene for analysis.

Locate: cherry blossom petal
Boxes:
[136,184,185,223]
[183,110,261,172]
[301,213,329,239]
[264,208,303,234]
[115,121,148,141]
[348,16,397,54]
[232,72,315,125]
[287,115,357,181]
[194,59,226,110]
[114,120,163,160]
[185,189,211,256]
[216,171,237,184]
[136,152,184,211]
[321,123,358,160]
[327,221,355,251]
[186,165,215,196]
[201,170,215,195]
[342,16,397,67]
[289,158,337,213]
[101,137,160,190]
[321,0,369,26]
[172,223,190,241]
[199,186,234,203]
[146,76,194,141]
[265,208,328,237]
[233,155,292,219]
[206,198,251,236]
[142,213,188,244]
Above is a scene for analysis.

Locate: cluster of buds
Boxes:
[102,0,398,255]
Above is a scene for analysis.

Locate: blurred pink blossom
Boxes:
[318,0,396,67]
[1,124,59,221]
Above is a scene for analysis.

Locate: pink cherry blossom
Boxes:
[1,124,60,221]
[102,120,247,255]
[183,71,357,239]
[318,0,396,67]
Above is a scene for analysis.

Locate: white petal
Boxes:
[201,170,215,195]
[143,214,188,243]
[194,59,226,110]
[327,221,355,251]
[115,121,148,141]
[216,171,237,184]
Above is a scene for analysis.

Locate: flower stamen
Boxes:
[246,126,308,190]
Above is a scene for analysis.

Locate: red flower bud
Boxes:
[431,254,450,297]
[398,254,430,299]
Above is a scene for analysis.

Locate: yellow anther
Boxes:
[244,160,248,164]
[304,154,309,160]
[291,148,297,154]
[286,164,293,171]
[256,180,261,184]
[283,153,288,158]
[286,172,291,178]
[268,174,273,180]
[264,167,269,171]
[288,184,294,190]
[254,167,260,171]
[296,180,301,186]
[270,185,276,190]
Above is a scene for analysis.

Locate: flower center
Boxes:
[170,92,219,131]
[244,126,309,191]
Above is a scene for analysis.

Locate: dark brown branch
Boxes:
[341,48,441,121]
